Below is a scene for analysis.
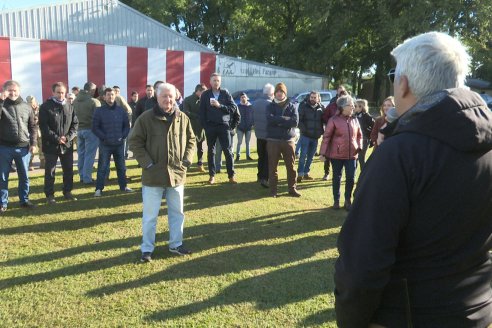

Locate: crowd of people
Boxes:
[2,30,492,325]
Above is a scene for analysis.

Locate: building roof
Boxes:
[0,0,213,52]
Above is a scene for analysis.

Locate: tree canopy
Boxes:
[122,0,492,103]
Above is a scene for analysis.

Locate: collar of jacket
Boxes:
[152,104,181,121]
[4,96,24,106]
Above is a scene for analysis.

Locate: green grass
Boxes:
[0,151,359,327]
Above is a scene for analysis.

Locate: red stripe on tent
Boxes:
[87,43,105,88]
[0,37,12,83]
[166,50,184,95]
[40,40,68,101]
[200,53,216,88]
[127,47,148,99]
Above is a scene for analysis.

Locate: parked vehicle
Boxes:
[479,93,492,110]
[231,89,264,105]
[291,90,334,109]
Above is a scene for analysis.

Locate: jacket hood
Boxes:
[394,88,492,152]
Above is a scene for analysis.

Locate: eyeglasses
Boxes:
[388,68,396,83]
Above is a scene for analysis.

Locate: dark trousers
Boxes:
[96,144,127,191]
[205,125,235,178]
[267,140,297,194]
[331,159,357,202]
[256,138,269,180]
[196,139,204,166]
[358,138,370,171]
[324,158,331,175]
[44,150,74,197]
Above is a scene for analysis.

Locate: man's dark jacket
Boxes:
[0,97,37,147]
[334,88,492,327]
[39,98,78,154]
[182,93,205,141]
[92,103,130,146]
[266,100,298,141]
[199,88,238,128]
[298,101,324,139]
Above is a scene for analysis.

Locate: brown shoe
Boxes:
[304,174,314,180]
[288,189,301,197]
[229,176,238,184]
[296,176,302,183]
[208,176,215,184]
[197,165,206,172]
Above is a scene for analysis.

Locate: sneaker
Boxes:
[0,206,7,214]
[322,174,329,181]
[63,192,77,201]
[47,195,57,204]
[304,174,314,180]
[94,189,102,197]
[229,176,238,184]
[208,176,215,185]
[297,176,303,183]
[20,201,35,209]
[123,187,134,193]
[288,189,302,197]
[169,245,192,256]
[140,252,152,263]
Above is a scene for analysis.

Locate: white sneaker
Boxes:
[124,187,134,193]
[94,189,102,197]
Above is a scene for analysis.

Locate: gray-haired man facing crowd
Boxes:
[334,31,492,327]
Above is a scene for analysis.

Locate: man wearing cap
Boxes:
[199,72,239,184]
[266,82,300,197]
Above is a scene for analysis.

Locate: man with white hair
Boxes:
[334,32,492,326]
[252,83,274,188]
[129,83,196,262]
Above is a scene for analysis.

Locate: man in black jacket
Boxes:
[199,72,239,184]
[0,80,37,213]
[334,32,492,327]
[39,82,79,204]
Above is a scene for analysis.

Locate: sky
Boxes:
[0,0,69,10]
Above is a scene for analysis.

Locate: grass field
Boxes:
[0,151,356,327]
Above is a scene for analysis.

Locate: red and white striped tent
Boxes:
[0,37,216,103]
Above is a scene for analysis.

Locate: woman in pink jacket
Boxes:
[319,95,362,210]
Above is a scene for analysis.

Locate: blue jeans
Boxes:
[297,135,318,176]
[141,185,185,253]
[95,143,127,191]
[236,129,252,158]
[330,159,357,202]
[215,138,223,171]
[77,129,99,183]
[0,145,31,207]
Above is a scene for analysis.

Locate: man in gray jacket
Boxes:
[73,82,101,184]
[0,80,37,213]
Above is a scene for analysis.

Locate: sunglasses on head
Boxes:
[388,68,396,83]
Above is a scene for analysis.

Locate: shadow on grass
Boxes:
[87,233,332,297]
[145,258,336,324]
[0,209,141,235]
